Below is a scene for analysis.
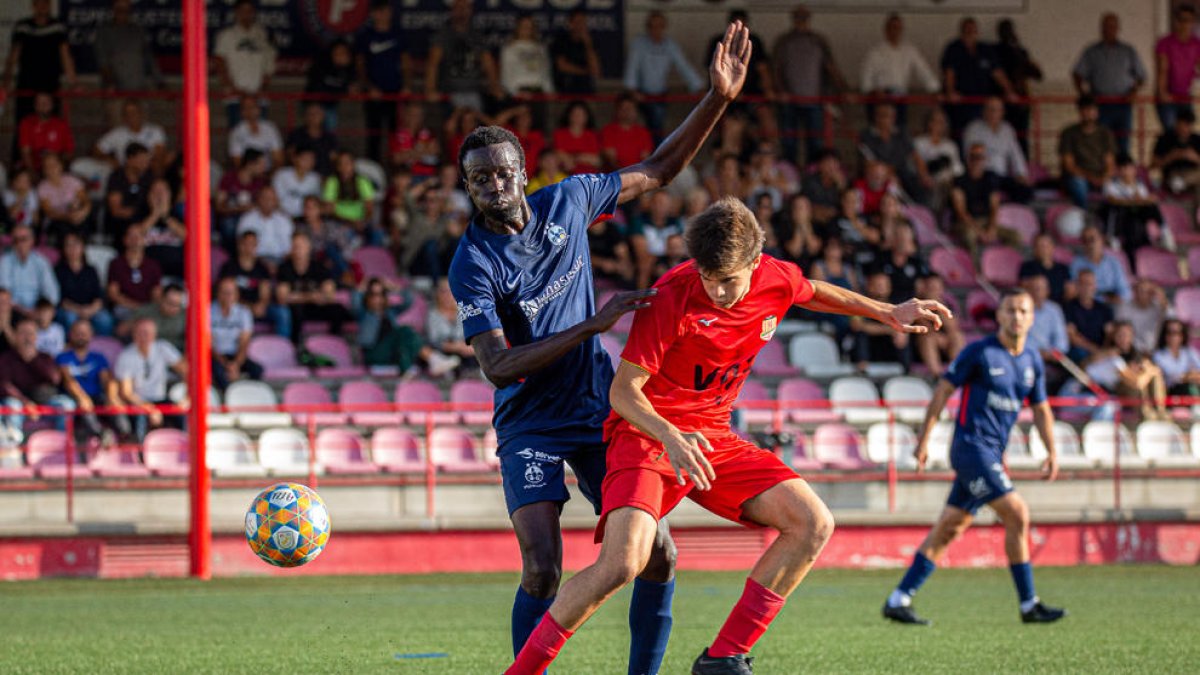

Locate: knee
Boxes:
[598,550,650,591]
[520,552,562,599]
[639,533,677,583]
[808,502,836,550]
[778,499,836,554]
[1004,503,1031,532]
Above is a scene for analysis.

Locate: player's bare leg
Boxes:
[918,505,974,563]
[693,479,834,673]
[883,506,972,626]
[509,503,565,658]
[989,492,1066,622]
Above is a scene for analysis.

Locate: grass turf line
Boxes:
[0,566,1196,673]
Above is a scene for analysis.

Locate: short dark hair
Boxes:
[685,197,764,274]
[814,147,840,163]
[370,0,390,10]
[1076,94,1097,110]
[35,298,54,310]
[125,141,149,159]
[163,283,185,296]
[457,125,525,176]
[1179,108,1197,124]
[999,288,1032,306]
[241,148,264,166]
[1158,318,1190,350]
[1177,4,1196,18]
[1115,153,1135,167]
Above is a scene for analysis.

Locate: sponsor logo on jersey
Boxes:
[524,462,545,487]
[989,367,1006,376]
[1023,367,1035,388]
[519,255,586,322]
[986,391,1023,413]
[547,223,568,247]
[457,300,483,322]
[516,448,562,464]
[697,317,718,327]
[760,315,777,341]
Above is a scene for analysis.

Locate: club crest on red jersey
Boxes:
[760,315,777,341]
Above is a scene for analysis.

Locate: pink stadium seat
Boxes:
[1159,202,1200,246]
[304,335,366,378]
[338,380,397,427]
[210,247,229,277]
[282,381,347,426]
[902,204,940,247]
[1052,246,1074,266]
[450,379,494,425]
[929,247,977,288]
[736,379,775,426]
[783,427,821,472]
[91,336,123,368]
[315,428,380,474]
[88,444,150,478]
[777,377,839,423]
[811,424,870,470]
[394,293,428,332]
[428,426,489,472]
[1188,247,1200,280]
[753,338,800,377]
[980,245,1024,288]
[26,431,93,479]
[612,311,634,334]
[394,379,456,425]
[1174,288,1200,327]
[36,245,59,266]
[997,204,1040,246]
[966,290,999,330]
[370,427,424,473]
[248,335,310,380]
[352,246,401,283]
[143,429,189,477]
[598,334,622,368]
[1135,247,1186,287]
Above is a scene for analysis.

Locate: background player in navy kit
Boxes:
[448,21,754,674]
[883,289,1067,625]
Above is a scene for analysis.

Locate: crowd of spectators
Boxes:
[3,0,1200,451]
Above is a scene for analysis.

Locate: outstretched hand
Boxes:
[710,20,752,101]
[886,299,954,334]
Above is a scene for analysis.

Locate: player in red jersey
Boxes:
[505,197,952,675]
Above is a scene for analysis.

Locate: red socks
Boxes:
[505,613,573,675]
[708,577,786,658]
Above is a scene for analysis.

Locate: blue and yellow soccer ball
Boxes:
[245,483,331,568]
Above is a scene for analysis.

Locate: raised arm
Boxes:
[914,378,956,472]
[616,21,751,204]
[799,279,951,335]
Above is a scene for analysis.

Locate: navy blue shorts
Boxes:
[946,448,1014,515]
[499,441,607,516]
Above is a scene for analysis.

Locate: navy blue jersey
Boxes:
[944,335,1047,455]
[448,173,621,452]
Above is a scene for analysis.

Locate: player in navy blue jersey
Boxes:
[882,289,1067,625]
[448,21,754,675]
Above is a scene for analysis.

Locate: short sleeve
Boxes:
[943,341,980,388]
[160,341,182,365]
[783,260,816,305]
[620,281,684,376]
[561,173,621,233]
[54,353,69,367]
[1028,352,1048,404]
[96,354,111,372]
[447,246,503,342]
[114,351,136,380]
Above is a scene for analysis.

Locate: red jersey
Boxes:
[18,115,74,168]
[612,256,814,434]
[388,126,437,176]
[600,122,653,169]
[552,128,600,174]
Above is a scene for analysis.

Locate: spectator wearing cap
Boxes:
[774,5,847,165]
[1073,13,1146,154]
[550,9,600,95]
[0,317,75,441]
[104,141,154,243]
[1150,107,1200,198]
[940,17,1017,137]
[94,99,169,172]
[623,11,703,142]
[1018,233,1073,305]
[211,277,263,391]
[0,224,58,313]
[228,96,283,169]
[860,13,939,129]
[107,227,164,323]
[1155,3,1200,132]
[55,232,113,337]
[962,96,1032,203]
[1059,94,1117,208]
[355,0,410,164]
[1070,224,1131,305]
[212,0,277,128]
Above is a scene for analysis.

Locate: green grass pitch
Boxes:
[1,566,1197,673]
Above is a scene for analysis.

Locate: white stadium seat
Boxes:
[1136,421,1197,467]
[829,376,887,424]
[1082,421,1145,468]
[258,427,316,476]
[224,381,291,429]
[926,421,953,470]
[881,376,933,424]
[206,429,266,477]
[788,334,854,378]
[1030,421,1088,469]
[865,422,918,470]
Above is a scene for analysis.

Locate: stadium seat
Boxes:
[865,422,919,470]
[257,427,315,476]
[224,381,291,429]
[26,431,93,479]
[1052,245,1075,266]
[205,429,267,477]
[901,203,940,247]
[168,382,232,428]
[142,429,190,477]
[997,204,1040,246]
[0,447,35,480]
[304,335,367,378]
[1173,288,1200,327]
[394,379,456,425]
[965,290,999,330]
[248,335,310,380]
[428,426,490,472]
[370,427,424,473]
[354,157,387,192]
[314,428,381,474]
[926,421,954,470]
[929,246,977,289]
[1188,247,1200,280]
[598,334,623,368]
[811,423,870,470]
[210,247,229,279]
[352,246,401,284]
[1081,421,1143,468]
[1007,425,1049,470]
[751,338,798,377]
[829,376,887,423]
[1029,421,1087,469]
[782,427,821,472]
[776,377,838,423]
[1161,201,1200,246]
[450,379,494,425]
[1134,247,1186,288]
[882,376,933,424]
[736,379,775,426]
[282,381,347,426]
[788,333,854,378]
[1135,421,1197,467]
[1047,203,1083,243]
[980,245,1024,288]
[393,292,428,332]
[482,428,500,469]
[338,380,398,427]
[87,443,150,478]
[70,156,112,202]
[85,245,117,287]
[90,336,124,369]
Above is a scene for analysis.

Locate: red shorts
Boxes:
[597,423,801,542]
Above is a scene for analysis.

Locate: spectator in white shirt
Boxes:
[228,95,283,169]
[0,224,59,311]
[210,276,262,391]
[236,186,294,267]
[860,13,940,129]
[1116,278,1168,354]
[1154,319,1200,396]
[94,99,168,171]
[114,318,187,440]
[212,0,277,128]
[913,108,963,212]
[962,96,1032,202]
[500,15,555,96]
[272,147,322,219]
[33,299,64,356]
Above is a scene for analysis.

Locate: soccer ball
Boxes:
[245,482,331,568]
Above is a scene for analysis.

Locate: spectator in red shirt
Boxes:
[853,160,901,217]
[552,100,601,175]
[495,103,545,176]
[388,103,439,178]
[600,94,654,171]
[18,92,74,172]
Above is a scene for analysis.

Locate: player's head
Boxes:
[685,197,764,309]
[996,289,1035,340]
[458,126,528,227]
